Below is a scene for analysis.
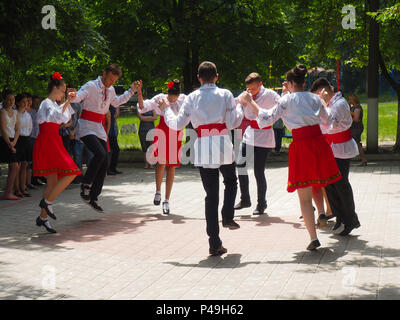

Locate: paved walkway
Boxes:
[0,161,399,300]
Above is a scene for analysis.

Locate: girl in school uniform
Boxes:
[15,93,33,197]
[0,90,20,200]
[242,65,341,251]
[33,73,81,233]
[136,80,186,215]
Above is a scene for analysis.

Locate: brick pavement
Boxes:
[0,161,399,300]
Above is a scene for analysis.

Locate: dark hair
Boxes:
[286,64,307,86]
[2,89,14,100]
[15,93,27,108]
[310,78,332,93]
[32,95,40,101]
[105,63,122,77]
[167,79,181,95]
[47,75,66,94]
[198,61,218,82]
[245,72,262,85]
[23,92,32,99]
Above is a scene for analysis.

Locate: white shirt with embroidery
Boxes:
[71,76,134,142]
[163,83,244,168]
[138,93,186,116]
[240,86,280,148]
[36,98,74,125]
[320,92,359,159]
[257,91,336,131]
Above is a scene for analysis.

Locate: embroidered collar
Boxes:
[328,91,343,107]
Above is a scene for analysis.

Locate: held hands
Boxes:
[131,80,142,94]
[318,88,329,103]
[67,91,77,100]
[158,98,169,111]
[239,91,253,106]
[7,142,16,153]
[282,81,289,94]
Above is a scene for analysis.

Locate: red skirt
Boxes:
[149,116,183,167]
[287,124,341,192]
[33,123,81,178]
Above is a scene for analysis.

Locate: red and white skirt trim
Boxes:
[33,122,81,178]
[287,124,341,192]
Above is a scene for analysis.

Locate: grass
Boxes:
[117,102,398,150]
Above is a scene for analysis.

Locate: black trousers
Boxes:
[108,135,120,172]
[325,158,359,226]
[199,163,237,251]
[273,128,285,152]
[237,143,271,206]
[80,135,109,201]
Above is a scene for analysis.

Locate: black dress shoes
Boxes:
[209,245,227,256]
[253,203,267,215]
[222,220,240,230]
[89,200,104,213]
[338,220,361,236]
[234,201,251,210]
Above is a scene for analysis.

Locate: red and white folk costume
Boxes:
[33,98,81,178]
[138,93,186,167]
[257,91,341,192]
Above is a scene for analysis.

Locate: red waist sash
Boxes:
[250,120,272,130]
[292,124,322,141]
[81,110,106,123]
[197,123,228,138]
[324,129,352,145]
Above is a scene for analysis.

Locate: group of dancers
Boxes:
[31,61,360,254]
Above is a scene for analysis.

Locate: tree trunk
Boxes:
[183,47,192,94]
[191,45,200,90]
[366,0,380,153]
[378,50,400,151]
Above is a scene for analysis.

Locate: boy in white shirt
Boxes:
[235,73,280,215]
[310,78,360,236]
[159,61,244,256]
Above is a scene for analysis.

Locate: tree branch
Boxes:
[378,49,400,93]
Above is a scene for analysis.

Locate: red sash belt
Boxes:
[292,124,322,141]
[197,123,228,138]
[81,110,106,123]
[324,129,352,145]
[250,120,272,130]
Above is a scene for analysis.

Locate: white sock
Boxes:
[311,238,318,242]
[156,190,161,194]
[40,216,48,221]
[164,199,169,203]
[45,199,52,205]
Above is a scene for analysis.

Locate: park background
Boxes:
[0,0,399,153]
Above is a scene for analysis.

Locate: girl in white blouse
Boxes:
[137,80,186,215]
[0,90,20,200]
[14,93,33,197]
[242,65,341,251]
[33,73,80,233]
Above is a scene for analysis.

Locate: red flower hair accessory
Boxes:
[52,72,62,80]
[168,81,174,89]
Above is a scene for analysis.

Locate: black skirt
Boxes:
[0,137,18,163]
[16,136,32,162]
